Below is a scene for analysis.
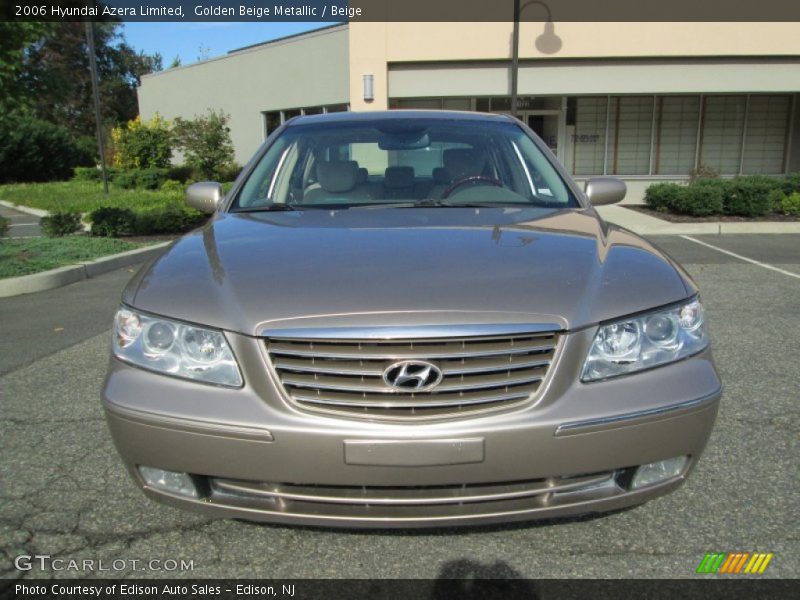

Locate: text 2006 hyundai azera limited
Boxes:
[103,111,721,527]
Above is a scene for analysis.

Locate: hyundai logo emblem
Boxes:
[383,360,443,392]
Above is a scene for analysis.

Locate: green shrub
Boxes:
[779,191,800,216]
[688,164,719,183]
[0,116,95,183]
[40,212,82,237]
[0,215,9,237]
[674,183,724,216]
[723,175,781,217]
[217,163,242,183]
[113,167,169,190]
[89,207,136,237]
[74,166,120,182]
[644,182,684,213]
[173,110,235,180]
[133,205,207,235]
[778,173,800,196]
[111,115,173,169]
[166,165,196,182]
[160,179,184,195]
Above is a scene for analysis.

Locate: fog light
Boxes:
[631,456,688,490]
[139,466,198,498]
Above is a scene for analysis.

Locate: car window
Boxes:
[235,118,578,209]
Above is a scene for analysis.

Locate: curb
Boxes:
[0,200,92,232]
[596,205,800,236]
[0,242,170,298]
[0,200,49,218]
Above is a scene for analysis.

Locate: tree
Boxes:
[169,55,182,69]
[173,110,235,179]
[0,22,55,114]
[3,22,161,138]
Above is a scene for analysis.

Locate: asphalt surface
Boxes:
[0,205,41,238]
[0,234,798,580]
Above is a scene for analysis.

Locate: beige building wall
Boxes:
[138,25,350,164]
[349,22,800,110]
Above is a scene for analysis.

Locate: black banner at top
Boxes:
[3,0,800,22]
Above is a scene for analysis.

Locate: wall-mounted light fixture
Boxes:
[362,74,374,102]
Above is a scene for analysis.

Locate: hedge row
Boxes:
[38,206,208,238]
[74,163,241,189]
[88,205,208,237]
[645,174,800,217]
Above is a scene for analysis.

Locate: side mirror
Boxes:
[584,177,626,206]
[186,181,223,214]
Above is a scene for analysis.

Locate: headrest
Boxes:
[316,160,359,193]
[443,148,486,179]
[432,167,450,185]
[384,166,415,189]
[357,168,368,184]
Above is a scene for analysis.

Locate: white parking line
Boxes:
[680,235,800,280]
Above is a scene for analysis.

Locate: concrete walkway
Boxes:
[595,204,800,235]
[0,203,41,237]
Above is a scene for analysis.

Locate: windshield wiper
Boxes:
[413,200,533,208]
[236,204,299,212]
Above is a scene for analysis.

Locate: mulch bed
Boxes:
[624,205,800,223]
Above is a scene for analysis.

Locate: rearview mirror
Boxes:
[186,182,223,214]
[584,177,626,206]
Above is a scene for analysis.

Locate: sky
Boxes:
[123,22,331,67]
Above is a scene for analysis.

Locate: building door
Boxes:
[524,112,561,157]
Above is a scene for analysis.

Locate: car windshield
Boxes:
[234,117,578,210]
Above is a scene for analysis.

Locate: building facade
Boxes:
[138,22,800,200]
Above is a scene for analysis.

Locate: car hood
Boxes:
[126,207,693,336]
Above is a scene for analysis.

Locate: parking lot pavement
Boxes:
[0,204,41,238]
[1,235,798,579]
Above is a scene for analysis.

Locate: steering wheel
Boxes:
[441,175,504,199]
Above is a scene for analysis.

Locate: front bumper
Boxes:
[102,329,721,528]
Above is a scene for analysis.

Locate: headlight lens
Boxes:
[581,299,708,382]
[112,308,243,387]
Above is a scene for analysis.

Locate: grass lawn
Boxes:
[0,236,145,278]
[0,180,184,213]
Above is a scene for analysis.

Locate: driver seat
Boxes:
[428,148,487,199]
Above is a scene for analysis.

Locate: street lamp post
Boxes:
[510,0,558,119]
[85,21,109,195]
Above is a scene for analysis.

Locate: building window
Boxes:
[282,109,302,121]
[325,104,349,113]
[699,96,746,174]
[607,96,654,175]
[303,107,324,115]
[571,97,608,176]
[654,96,701,175]
[393,98,444,110]
[742,95,792,174]
[263,111,281,137]
[442,98,471,111]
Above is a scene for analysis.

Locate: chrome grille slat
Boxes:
[281,367,546,394]
[211,472,615,506]
[268,338,556,360]
[291,385,539,408]
[265,330,560,419]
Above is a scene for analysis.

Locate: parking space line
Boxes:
[680,235,800,280]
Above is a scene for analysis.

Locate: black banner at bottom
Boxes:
[1,579,797,600]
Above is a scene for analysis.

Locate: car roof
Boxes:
[288,110,516,126]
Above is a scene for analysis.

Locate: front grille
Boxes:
[265,331,560,419]
[206,471,622,522]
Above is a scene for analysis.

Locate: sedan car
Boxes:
[103,111,721,528]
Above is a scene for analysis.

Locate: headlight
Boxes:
[112,308,243,387]
[581,299,708,382]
